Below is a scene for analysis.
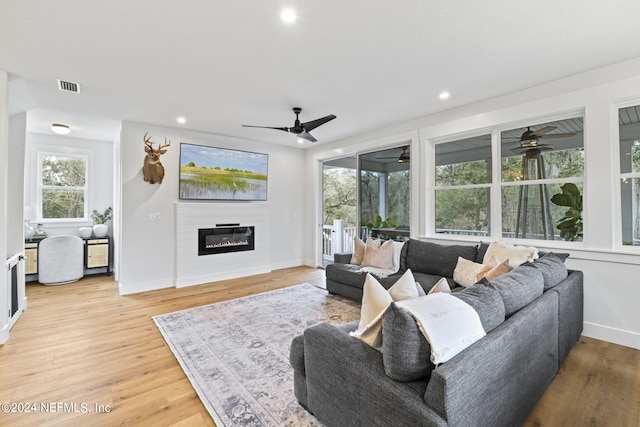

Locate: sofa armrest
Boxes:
[550,270,583,365]
[425,290,559,427]
[333,252,353,264]
[303,322,445,427]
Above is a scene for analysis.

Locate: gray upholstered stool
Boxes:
[38,235,84,285]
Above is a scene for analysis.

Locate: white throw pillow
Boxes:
[350,269,419,349]
[483,241,538,269]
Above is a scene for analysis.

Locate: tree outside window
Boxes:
[39,153,88,220]
[434,134,491,236]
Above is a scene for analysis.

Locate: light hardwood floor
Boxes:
[0,266,638,426]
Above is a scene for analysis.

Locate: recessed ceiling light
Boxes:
[297,138,305,144]
[177,117,186,124]
[439,92,450,100]
[51,123,70,135]
[281,8,296,23]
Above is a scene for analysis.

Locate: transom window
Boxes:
[37,152,88,220]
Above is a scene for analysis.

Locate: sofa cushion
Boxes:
[482,264,544,316]
[453,282,505,332]
[403,239,478,278]
[528,253,569,290]
[382,302,433,381]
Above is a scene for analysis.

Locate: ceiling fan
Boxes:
[242,107,337,143]
[509,126,575,154]
[376,146,410,163]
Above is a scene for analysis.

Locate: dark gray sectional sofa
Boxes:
[290,239,583,426]
[326,239,484,299]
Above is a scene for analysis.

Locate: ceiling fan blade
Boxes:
[302,114,337,132]
[538,133,576,139]
[530,126,557,137]
[242,125,290,132]
[297,132,317,142]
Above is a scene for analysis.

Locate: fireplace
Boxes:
[198,225,255,256]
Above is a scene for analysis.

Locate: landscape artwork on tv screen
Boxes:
[179,143,268,201]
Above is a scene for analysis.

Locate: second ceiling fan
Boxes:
[243,107,336,142]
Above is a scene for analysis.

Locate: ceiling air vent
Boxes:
[57,79,80,93]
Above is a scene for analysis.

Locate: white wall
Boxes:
[0,69,9,343]
[7,113,26,257]
[304,58,640,349]
[23,132,114,237]
[118,121,305,295]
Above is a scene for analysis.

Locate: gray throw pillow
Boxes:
[382,302,433,381]
[528,253,569,290]
[483,264,544,316]
[453,283,505,333]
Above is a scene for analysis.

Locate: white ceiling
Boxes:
[2,0,640,145]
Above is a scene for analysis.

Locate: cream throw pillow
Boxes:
[428,277,452,294]
[350,237,366,265]
[360,239,395,269]
[483,241,539,268]
[453,256,510,287]
[350,269,419,349]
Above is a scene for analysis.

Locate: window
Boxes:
[432,115,585,242]
[434,134,491,236]
[500,117,584,241]
[38,152,88,220]
[619,104,640,246]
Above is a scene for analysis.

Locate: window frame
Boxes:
[615,99,640,250]
[429,112,586,245]
[35,150,91,223]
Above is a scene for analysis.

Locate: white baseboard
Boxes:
[582,321,640,350]
[269,259,305,270]
[0,325,9,344]
[118,279,173,295]
[175,266,271,288]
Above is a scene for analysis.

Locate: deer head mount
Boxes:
[143,132,170,184]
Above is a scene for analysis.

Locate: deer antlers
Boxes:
[143,132,171,150]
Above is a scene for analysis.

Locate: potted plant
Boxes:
[91,207,112,238]
[551,183,583,241]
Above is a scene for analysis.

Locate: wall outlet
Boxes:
[148,213,160,221]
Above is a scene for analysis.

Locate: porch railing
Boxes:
[323,220,357,261]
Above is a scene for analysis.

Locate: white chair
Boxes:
[38,235,84,285]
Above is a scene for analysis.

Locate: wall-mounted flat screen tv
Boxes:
[179,143,268,201]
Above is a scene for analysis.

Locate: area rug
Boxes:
[153,283,361,426]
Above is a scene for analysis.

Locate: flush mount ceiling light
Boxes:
[281,8,296,23]
[51,123,70,135]
[439,91,450,100]
[177,117,186,124]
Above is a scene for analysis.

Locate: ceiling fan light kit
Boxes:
[243,107,336,143]
[51,123,71,135]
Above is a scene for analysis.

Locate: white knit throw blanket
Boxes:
[395,293,486,365]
